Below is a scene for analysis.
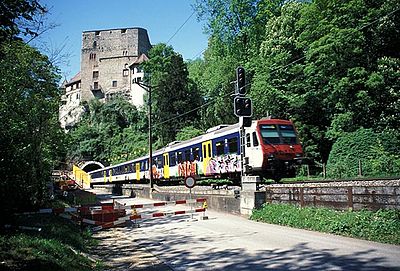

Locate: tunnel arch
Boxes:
[79,161,105,173]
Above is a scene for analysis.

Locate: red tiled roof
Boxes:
[67,72,81,85]
[130,54,149,66]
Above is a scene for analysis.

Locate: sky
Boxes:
[39,0,209,80]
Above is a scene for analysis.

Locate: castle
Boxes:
[59,27,152,129]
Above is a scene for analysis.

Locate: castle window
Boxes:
[89,53,96,60]
[123,69,129,77]
[112,80,117,87]
[93,71,99,79]
[93,41,97,48]
[93,82,99,89]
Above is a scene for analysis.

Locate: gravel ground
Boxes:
[91,226,172,271]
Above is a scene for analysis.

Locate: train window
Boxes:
[157,158,163,168]
[177,152,183,163]
[252,132,259,147]
[216,141,224,156]
[170,153,176,166]
[260,124,280,144]
[184,149,191,161]
[152,158,157,168]
[193,147,200,161]
[246,133,251,147]
[132,163,136,173]
[228,137,238,153]
[279,125,298,144]
[207,144,211,157]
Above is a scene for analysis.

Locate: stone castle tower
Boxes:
[60,27,152,130]
[80,27,152,102]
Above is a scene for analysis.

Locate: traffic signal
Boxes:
[234,96,252,117]
[236,66,246,95]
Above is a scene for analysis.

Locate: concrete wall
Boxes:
[122,185,241,215]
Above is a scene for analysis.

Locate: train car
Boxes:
[89,118,304,184]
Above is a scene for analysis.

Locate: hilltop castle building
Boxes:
[59,27,152,130]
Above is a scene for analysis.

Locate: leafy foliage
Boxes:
[193,0,400,165]
[251,203,400,245]
[175,126,204,141]
[0,0,46,43]
[142,43,202,146]
[67,97,148,164]
[327,128,400,178]
[0,40,65,213]
[0,214,101,270]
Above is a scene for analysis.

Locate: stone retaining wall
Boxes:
[263,179,400,210]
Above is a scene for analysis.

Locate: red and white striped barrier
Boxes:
[117,198,207,210]
[91,219,127,232]
[16,203,114,216]
[90,207,207,232]
[14,198,208,232]
[129,207,206,220]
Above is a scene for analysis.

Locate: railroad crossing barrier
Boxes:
[12,198,208,232]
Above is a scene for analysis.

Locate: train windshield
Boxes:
[259,124,298,144]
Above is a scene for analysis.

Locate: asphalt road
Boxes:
[92,190,400,271]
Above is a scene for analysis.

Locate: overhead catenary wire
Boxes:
[166,10,196,45]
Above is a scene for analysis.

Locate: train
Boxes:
[89,118,304,184]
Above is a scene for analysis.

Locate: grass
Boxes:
[1,210,103,270]
[251,203,400,245]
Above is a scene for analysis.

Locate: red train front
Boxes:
[245,119,304,181]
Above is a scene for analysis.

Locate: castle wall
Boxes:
[80,28,151,102]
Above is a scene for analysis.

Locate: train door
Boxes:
[163,153,170,179]
[136,163,140,181]
[246,129,263,170]
[202,140,212,175]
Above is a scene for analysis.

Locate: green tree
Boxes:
[0,40,63,212]
[176,126,204,141]
[142,43,202,146]
[0,0,46,44]
[67,97,148,164]
[248,0,400,163]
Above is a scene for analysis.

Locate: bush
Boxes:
[251,203,400,244]
[0,214,101,270]
[326,128,400,178]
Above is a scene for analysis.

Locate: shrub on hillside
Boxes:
[326,128,400,178]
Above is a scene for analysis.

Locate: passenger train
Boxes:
[89,118,304,184]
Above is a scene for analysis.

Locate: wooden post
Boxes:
[299,187,304,207]
[322,163,326,179]
[347,187,353,210]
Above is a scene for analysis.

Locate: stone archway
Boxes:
[79,160,105,173]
